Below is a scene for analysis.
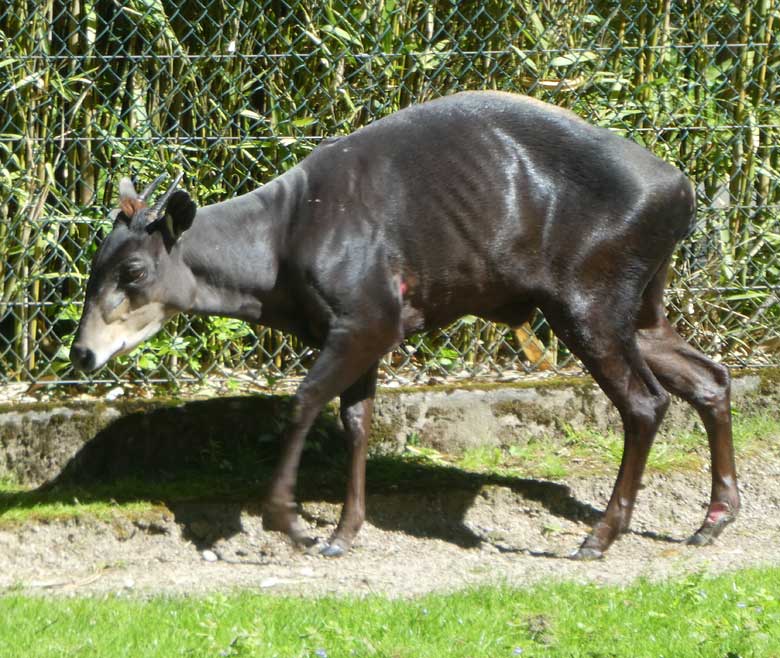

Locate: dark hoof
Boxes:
[290,532,317,549]
[687,513,735,547]
[570,546,604,561]
[320,543,347,558]
[319,538,350,558]
[571,528,609,560]
[263,505,316,548]
[686,531,714,547]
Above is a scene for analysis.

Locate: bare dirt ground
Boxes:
[1,454,778,598]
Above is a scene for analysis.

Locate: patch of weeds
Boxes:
[508,443,569,479]
[0,469,269,528]
[558,422,705,475]
[537,453,569,479]
[458,446,504,471]
[541,521,566,537]
[0,474,21,489]
[732,412,780,456]
[404,444,450,466]
[645,438,701,473]
[523,613,555,646]
[224,378,241,393]
[560,424,622,467]
[452,442,571,480]
[0,484,166,528]
[477,415,757,480]
[200,437,234,474]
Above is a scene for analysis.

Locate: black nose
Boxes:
[70,344,96,372]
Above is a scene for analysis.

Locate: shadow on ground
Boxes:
[0,396,604,551]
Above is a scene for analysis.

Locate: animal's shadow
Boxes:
[0,395,653,554]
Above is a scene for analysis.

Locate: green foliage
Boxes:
[1,1,778,383]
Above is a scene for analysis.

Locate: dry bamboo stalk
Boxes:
[514,322,555,371]
[752,0,775,212]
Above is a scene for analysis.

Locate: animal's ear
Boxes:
[118,177,137,201]
[117,174,166,220]
[162,189,197,240]
[118,177,145,218]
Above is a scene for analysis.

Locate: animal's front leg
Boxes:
[263,329,388,549]
[262,388,322,547]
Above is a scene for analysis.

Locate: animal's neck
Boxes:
[177,168,305,321]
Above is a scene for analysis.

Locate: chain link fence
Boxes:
[1,1,778,388]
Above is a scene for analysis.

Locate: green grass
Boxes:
[0,474,263,526]
[455,413,780,480]
[732,411,780,452]
[1,568,779,657]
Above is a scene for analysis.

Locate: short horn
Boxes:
[149,172,185,219]
[139,173,168,201]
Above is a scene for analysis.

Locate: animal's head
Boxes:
[70,173,198,372]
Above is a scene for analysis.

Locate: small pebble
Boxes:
[105,386,124,401]
[202,550,219,562]
[261,577,283,588]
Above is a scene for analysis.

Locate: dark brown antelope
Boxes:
[71,91,739,558]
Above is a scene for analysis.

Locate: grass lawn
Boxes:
[1,568,778,657]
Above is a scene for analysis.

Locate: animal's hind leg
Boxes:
[636,265,739,545]
[320,362,379,558]
[542,300,671,559]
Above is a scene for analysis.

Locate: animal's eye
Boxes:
[120,263,147,285]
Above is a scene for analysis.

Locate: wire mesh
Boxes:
[1,0,778,388]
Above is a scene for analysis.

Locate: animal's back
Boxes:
[296,91,693,324]
[302,90,688,242]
